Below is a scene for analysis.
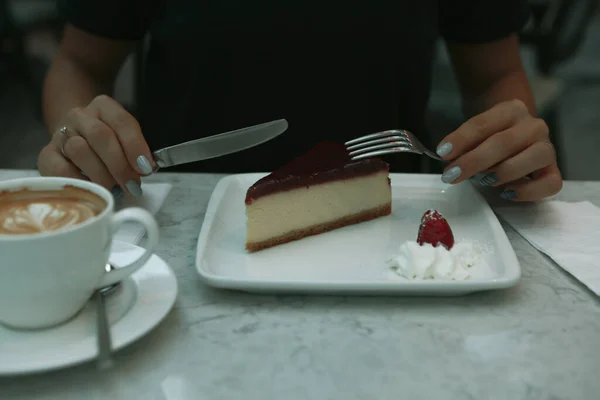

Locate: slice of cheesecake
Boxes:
[245,141,392,252]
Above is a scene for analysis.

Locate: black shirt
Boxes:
[58,0,530,173]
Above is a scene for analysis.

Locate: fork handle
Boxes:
[423,148,447,162]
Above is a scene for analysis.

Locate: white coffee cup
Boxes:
[0,177,159,330]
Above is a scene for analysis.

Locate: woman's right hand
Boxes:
[37,95,155,197]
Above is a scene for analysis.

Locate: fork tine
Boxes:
[348,141,416,157]
[347,128,446,162]
[346,135,409,151]
[344,130,406,146]
[350,147,419,160]
[402,130,423,147]
[400,130,444,161]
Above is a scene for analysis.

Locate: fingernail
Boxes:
[480,173,498,186]
[436,142,453,157]
[125,180,143,197]
[136,155,154,175]
[111,185,124,199]
[441,166,461,183]
[500,190,517,200]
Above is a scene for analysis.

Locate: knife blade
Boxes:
[151,119,288,170]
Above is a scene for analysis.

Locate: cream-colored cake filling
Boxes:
[246,172,391,243]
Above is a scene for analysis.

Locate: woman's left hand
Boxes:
[435,99,563,201]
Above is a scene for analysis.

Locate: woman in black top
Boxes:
[37,0,562,202]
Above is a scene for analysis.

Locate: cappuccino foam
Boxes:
[0,185,107,235]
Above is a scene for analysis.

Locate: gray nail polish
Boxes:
[480,173,498,186]
[441,166,461,183]
[500,190,517,200]
[125,180,143,197]
[111,185,124,199]
[136,155,154,175]
[436,142,453,157]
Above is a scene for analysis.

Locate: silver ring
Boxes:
[58,127,88,177]
[59,126,70,158]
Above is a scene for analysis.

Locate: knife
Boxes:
[151,119,288,171]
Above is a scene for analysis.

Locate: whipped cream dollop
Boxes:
[387,240,485,280]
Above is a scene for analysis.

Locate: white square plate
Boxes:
[195,173,521,295]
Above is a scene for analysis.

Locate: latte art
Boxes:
[1,202,97,234]
[0,186,107,235]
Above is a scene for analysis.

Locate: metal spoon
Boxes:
[95,263,120,370]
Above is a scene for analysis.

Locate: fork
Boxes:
[345,129,445,162]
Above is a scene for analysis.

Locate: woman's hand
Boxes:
[435,99,563,201]
[37,95,155,197]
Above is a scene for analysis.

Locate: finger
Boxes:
[479,141,556,187]
[499,164,563,202]
[88,95,154,175]
[66,107,143,196]
[62,135,117,190]
[442,117,550,184]
[37,142,87,180]
[435,99,530,159]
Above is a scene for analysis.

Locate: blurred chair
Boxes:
[0,0,61,117]
[426,0,600,177]
[522,0,599,75]
[130,36,149,121]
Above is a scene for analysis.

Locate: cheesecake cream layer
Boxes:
[246,171,391,244]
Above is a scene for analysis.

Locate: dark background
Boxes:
[1,0,599,179]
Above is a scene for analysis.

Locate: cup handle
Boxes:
[95,207,159,288]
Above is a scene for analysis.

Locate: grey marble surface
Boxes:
[1,170,600,400]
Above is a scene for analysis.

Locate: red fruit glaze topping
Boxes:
[416,210,454,250]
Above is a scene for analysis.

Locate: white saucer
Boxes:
[0,241,178,376]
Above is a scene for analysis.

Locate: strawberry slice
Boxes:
[416,210,454,249]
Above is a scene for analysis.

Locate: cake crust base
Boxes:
[245,203,391,252]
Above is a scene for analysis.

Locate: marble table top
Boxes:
[1,169,599,400]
